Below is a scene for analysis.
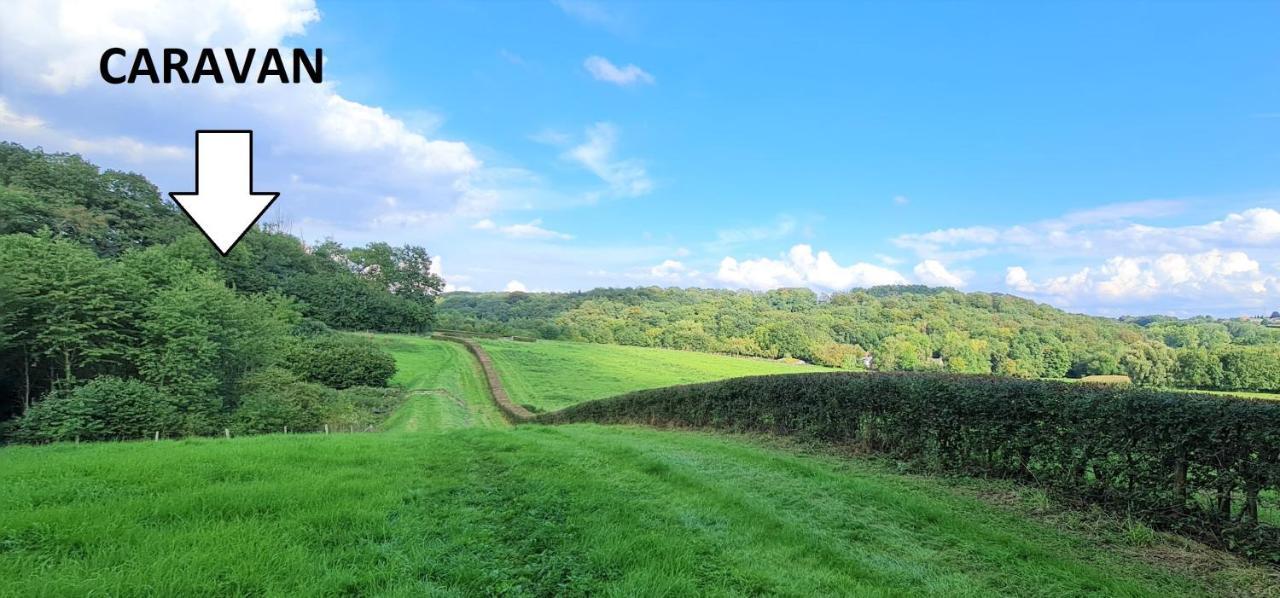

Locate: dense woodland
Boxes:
[0,142,443,440]
[438,288,1280,393]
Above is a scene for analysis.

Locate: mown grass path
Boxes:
[374,334,508,432]
[479,338,830,412]
[0,425,1236,596]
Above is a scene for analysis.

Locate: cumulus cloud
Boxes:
[583,56,654,87]
[913,260,967,288]
[0,98,187,163]
[648,259,700,282]
[428,256,473,292]
[895,201,1280,261]
[1006,250,1280,312]
[564,122,652,197]
[0,0,494,240]
[717,245,907,292]
[504,280,528,292]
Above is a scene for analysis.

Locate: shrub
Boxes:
[539,372,1280,562]
[288,335,396,389]
[327,386,405,431]
[231,367,335,434]
[11,377,177,442]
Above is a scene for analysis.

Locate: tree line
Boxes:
[0,141,444,439]
[437,287,1280,393]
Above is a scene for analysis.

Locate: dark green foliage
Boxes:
[287,272,434,333]
[10,377,176,442]
[288,335,396,389]
[232,368,335,434]
[0,142,438,436]
[541,372,1280,562]
[438,287,1280,392]
[231,368,403,434]
[0,142,184,256]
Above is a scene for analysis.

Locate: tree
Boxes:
[288,335,396,390]
[11,377,176,443]
[346,242,445,303]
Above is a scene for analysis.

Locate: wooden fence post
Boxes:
[224,428,231,439]
[325,424,329,434]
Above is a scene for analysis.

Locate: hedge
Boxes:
[434,334,535,423]
[538,372,1280,562]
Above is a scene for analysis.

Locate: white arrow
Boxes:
[169,130,279,256]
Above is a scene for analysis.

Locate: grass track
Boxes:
[374,334,508,432]
[478,338,829,412]
[0,425,1235,596]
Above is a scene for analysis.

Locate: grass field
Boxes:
[0,425,1255,596]
[478,338,829,412]
[1,334,1273,595]
[374,334,508,431]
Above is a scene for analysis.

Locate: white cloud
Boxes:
[913,260,967,288]
[648,259,700,282]
[564,122,652,197]
[717,245,907,292]
[0,0,495,238]
[428,256,473,292]
[495,219,573,240]
[893,195,910,206]
[471,219,496,230]
[706,216,798,252]
[554,0,627,32]
[504,280,528,292]
[1006,250,1280,312]
[0,98,188,163]
[0,0,321,94]
[583,56,654,87]
[895,201,1280,261]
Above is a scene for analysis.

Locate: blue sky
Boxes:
[1,0,1278,316]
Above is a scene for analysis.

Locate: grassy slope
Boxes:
[0,425,1230,596]
[374,334,508,431]
[479,338,829,412]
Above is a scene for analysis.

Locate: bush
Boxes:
[11,377,177,442]
[539,372,1280,563]
[231,368,335,434]
[288,335,396,389]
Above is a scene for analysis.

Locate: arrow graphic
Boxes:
[169,130,279,256]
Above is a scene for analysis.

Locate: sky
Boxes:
[0,0,1278,317]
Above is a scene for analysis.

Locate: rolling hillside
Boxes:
[478,337,828,412]
[1,333,1274,596]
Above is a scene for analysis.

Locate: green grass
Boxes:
[478,338,830,412]
[1181,388,1280,401]
[374,334,508,431]
[1051,377,1280,401]
[0,425,1245,596]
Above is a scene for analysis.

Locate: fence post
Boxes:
[284,425,288,435]
[325,424,329,434]
[154,431,159,441]
[224,428,231,439]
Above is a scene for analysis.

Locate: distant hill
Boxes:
[437,286,1280,393]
